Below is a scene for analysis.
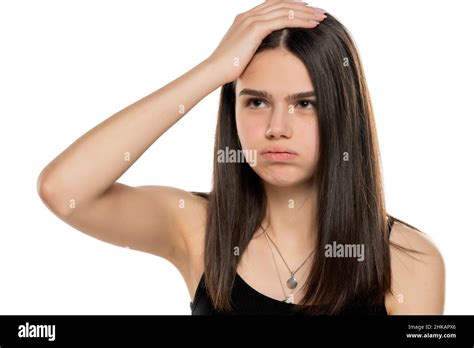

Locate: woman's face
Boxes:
[235,48,320,187]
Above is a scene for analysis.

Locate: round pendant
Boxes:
[286,276,297,289]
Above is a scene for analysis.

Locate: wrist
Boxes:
[201,57,232,87]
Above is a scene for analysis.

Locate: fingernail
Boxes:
[308,20,319,26]
[313,12,327,19]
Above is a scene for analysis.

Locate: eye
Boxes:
[295,100,316,109]
[244,98,316,110]
[245,98,268,109]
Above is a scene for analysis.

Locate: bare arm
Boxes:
[37,58,220,264]
[385,222,445,314]
[38,58,220,217]
[37,0,324,269]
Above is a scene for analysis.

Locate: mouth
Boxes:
[261,147,297,154]
[261,147,298,161]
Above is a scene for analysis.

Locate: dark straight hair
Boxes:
[194,12,422,314]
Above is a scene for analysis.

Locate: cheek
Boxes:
[236,114,264,148]
[298,117,319,163]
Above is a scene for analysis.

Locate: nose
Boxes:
[265,106,293,139]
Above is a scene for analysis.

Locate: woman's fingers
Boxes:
[260,14,321,32]
[255,7,326,23]
[264,0,308,4]
[246,4,327,35]
[257,1,323,17]
[242,1,323,22]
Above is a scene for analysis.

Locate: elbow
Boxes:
[37,171,74,218]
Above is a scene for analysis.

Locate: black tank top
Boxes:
[190,216,394,315]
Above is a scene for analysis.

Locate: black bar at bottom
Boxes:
[0,315,473,346]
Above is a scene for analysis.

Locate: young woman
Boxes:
[37,1,445,315]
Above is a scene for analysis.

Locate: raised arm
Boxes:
[37,58,220,266]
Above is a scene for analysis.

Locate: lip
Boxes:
[261,146,298,161]
[263,152,297,161]
[261,146,298,155]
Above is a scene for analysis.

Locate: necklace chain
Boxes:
[262,225,315,277]
[261,224,315,303]
[262,227,288,300]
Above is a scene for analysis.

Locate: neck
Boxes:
[261,181,318,251]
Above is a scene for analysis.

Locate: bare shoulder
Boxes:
[385,220,445,314]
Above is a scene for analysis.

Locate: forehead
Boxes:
[235,49,314,97]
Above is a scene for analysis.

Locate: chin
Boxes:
[256,168,312,188]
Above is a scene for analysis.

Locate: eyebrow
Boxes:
[238,88,316,102]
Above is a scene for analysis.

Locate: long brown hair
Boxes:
[195,12,422,314]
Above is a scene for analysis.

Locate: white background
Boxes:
[1,0,472,315]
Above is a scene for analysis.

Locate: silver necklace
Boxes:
[262,228,291,302]
[263,230,312,303]
[262,225,315,301]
